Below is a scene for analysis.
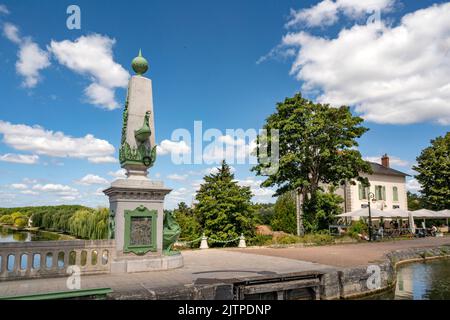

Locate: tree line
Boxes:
[0,205,108,239]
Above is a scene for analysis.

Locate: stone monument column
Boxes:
[103,50,183,273]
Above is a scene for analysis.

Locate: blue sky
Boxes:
[0,0,449,209]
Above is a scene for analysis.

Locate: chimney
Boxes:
[381,154,389,168]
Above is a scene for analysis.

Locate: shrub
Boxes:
[347,219,368,238]
[14,217,28,229]
[0,214,13,225]
[247,234,273,246]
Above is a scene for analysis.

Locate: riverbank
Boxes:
[0,225,76,241]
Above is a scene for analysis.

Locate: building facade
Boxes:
[336,154,409,213]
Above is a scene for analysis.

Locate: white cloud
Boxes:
[49,34,129,109]
[237,177,276,203]
[16,40,51,88]
[165,187,195,209]
[0,121,115,163]
[0,153,39,164]
[10,183,27,190]
[0,4,9,15]
[108,169,127,179]
[202,136,256,164]
[167,173,188,181]
[364,155,409,167]
[76,174,109,185]
[280,2,450,124]
[20,190,38,195]
[406,178,421,193]
[2,22,51,88]
[287,0,395,28]
[60,196,77,201]
[202,165,236,175]
[157,140,191,155]
[87,156,117,164]
[32,183,78,196]
[22,178,37,184]
[94,187,105,196]
[3,22,20,44]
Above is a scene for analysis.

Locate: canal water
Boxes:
[0,226,62,242]
[366,258,450,300]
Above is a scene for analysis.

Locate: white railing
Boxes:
[0,240,115,281]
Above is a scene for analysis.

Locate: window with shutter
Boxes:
[393,186,398,201]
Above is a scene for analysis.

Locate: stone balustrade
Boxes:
[0,240,115,281]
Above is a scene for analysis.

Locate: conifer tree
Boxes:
[194,160,255,244]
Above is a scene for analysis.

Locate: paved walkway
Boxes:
[1,237,449,298]
[0,249,332,297]
[229,237,450,267]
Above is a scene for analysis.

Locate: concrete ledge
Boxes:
[111,254,184,273]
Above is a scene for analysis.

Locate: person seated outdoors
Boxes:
[377,226,384,240]
[430,225,438,237]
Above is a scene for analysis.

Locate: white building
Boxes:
[336,154,409,212]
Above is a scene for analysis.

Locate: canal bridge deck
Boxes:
[0,249,334,299]
[1,237,449,299]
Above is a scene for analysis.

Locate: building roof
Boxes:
[368,162,410,177]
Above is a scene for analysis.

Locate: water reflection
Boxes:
[395,259,450,300]
[0,227,61,243]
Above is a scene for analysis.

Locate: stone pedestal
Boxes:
[104,178,183,273]
[103,50,183,273]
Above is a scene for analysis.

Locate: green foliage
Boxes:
[194,160,256,246]
[413,132,450,210]
[0,214,13,225]
[347,219,368,238]
[252,93,371,232]
[0,205,109,239]
[303,188,343,232]
[14,217,28,229]
[251,203,275,225]
[173,202,201,244]
[247,234,273,246]
[271,191,297,234]
[68,208,109,240]
[407,191,426,211]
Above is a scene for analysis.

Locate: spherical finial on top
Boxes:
[131,49,149,75]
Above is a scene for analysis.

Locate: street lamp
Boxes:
[368,192,376,242]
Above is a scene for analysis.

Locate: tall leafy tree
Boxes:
[194,160,255,244]
[413,132,450,210]
[173,202,201,241]
[271,191,296,234]
[252,93,371,235]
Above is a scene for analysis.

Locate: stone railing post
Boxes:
[238,233,246,248]
[200,233,209,249]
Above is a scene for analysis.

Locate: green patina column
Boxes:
[119,50,157,175]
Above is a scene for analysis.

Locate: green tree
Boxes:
[252,93,371,235]
[173,202,201,242]
[407,191,425,211]
[14,217,28,229]
[194,160,256,245]
[413,132,450,210]
[271,191,297,234]
[252,203,275,225]
[0,214,13,225]
[303,188,343,232]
